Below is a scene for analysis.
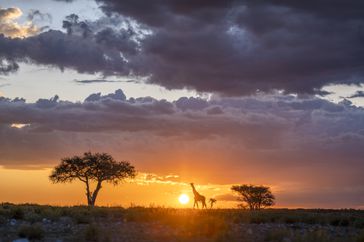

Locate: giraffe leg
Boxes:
[202,198,207,209]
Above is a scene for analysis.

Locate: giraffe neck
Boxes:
[191,184,199,196]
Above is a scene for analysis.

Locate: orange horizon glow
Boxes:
[0,167,362,209]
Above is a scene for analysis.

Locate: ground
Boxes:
[0,204,363,242]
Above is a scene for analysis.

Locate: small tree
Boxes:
[231,184,275,210]
[49,152,136,206]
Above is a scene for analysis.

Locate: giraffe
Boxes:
[209,198,217,209]
[190,183,207,209]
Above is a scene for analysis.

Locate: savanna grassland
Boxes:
[0,204,364,242]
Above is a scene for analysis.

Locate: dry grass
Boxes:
[0,203,363,241]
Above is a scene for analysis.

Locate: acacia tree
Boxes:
[231,184,275,210]
[49,152,136,206]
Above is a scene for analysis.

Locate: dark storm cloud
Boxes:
[0,29,131,75]
[93,0,364,95]
[3,1,364,94]
[0,13,141,75]
[62,14,92,37]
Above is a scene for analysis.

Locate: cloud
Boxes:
[348,90,364,98]
[135,173,183,186]
[0,89,363,167]
[84,89,127,101]
[0,89,363,207]
[27,10,52,24]
[2,2,364,94]
[89,0,364,95]
[0,30,129,75]
[214,193,237,202]
[0,7,40,38]
[74,79,124,84]
[0,83,10,88]
[0,59,19,75]
[0,13,144,75]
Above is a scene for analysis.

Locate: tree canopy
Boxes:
[49,152,136,206]
[231,184,275,210]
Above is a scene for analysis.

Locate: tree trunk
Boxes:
[90,180,102,206]
[85,177,93,206]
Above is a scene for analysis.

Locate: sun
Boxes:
[178,194,190,204]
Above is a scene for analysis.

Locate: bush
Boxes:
[11,207,25,220]
[39,206,63,221]
[24,212,42,223]
[84,224,100,242]
[356,230,364,242]
[293,229,331,242]
[264,228,291,242]
[0,215,6,225]
[354,218,364,229]
[18,224,44,240]
[329,218,341,226]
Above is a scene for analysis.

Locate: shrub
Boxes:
[329,218,341,226]
[84,224,100,242]
[0,215,6,225]
[11,207,25,220]
[356,230,364,242]
[354,218,364,229]
[68,207,93,224]
[24,212,42,223]
[264,228,291,242]
[18,224,44,240]
[293,229,331,242]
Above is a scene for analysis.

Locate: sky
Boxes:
[0,0,364,208]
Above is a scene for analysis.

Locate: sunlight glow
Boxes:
[11,123,30,129]
[178,194,189,205]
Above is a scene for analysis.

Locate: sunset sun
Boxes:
[178,194,189,205]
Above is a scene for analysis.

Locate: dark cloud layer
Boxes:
[0,13,141,75]
[1,1,364,95]
[0,28,132,75]
[1,89,363,152]
[94,0,364,94]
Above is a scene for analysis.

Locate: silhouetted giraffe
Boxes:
[190,183,207,209]
[209,198,217,209]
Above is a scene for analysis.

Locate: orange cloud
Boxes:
[0,7,39,38]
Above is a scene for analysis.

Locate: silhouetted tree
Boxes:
[231,184,275,210]
[49,152,136,206]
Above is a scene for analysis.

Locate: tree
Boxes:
[231,184,275,210]
[49,152,136,206]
